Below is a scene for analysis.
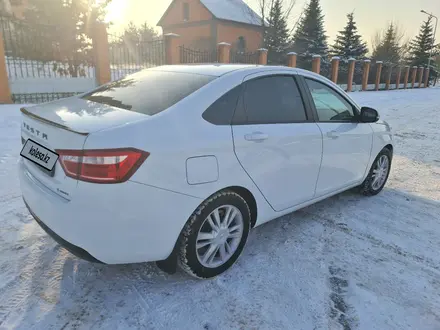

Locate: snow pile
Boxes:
[0,88,439,329]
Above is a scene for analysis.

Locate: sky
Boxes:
[106,0,440,48]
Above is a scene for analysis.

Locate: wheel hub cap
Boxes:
[196,205,244,268]
[371,155,390,190]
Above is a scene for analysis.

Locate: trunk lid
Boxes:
[20,97,147,200]
[22,97,148,135]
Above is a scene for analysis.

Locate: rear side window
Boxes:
[82,71,216,116]
[243,76,307,124]
[202,85,242,125]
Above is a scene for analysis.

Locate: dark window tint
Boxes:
[82,71,215,116]
[202,85,242,125]
[305,79,355,122]
[183,3,189,21]
[243,76,307,124]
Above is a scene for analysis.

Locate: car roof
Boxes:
[150,64,305,77]
[147,64,355,99]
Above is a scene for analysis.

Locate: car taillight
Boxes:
[56,148,149,184]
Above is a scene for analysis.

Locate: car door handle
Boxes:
[244,132,269,142]
[326,131,340,139]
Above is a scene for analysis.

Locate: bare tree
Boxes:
[241,0,298,47]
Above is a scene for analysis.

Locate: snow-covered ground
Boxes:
[0,88,439,330]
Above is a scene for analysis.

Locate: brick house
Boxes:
[158,0,263,52]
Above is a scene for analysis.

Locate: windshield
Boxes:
[82,70,216,116]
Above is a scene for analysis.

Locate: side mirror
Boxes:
[360,107,379,123]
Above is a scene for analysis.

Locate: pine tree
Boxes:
[291,0,328,69]
[407,17,435,67]
[372,23,402,64]
[265,0,289,64]
[332,12,368,60]
[112,21,160,63]
[22,0,111,76]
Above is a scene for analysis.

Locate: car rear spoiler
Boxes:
[20,107,89,136]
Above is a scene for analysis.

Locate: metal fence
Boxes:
[179,46,217,64]
[0,15,96,103]
[368,60,379,85]
[267,51,286,66]
[320,58,332,81]
[109,35,165,81]
[12,92,79,104]
[0,15,96,79]
[230,51,259,64]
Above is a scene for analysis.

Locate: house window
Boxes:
[237,36,246,52]
[183,3,189,21]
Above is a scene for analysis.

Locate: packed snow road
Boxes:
[0,87,439,330]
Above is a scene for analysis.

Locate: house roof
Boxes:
[200,0,262,26]
[158,0,263,27]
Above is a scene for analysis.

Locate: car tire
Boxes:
[359,148,392,196]
[177,190,251,279]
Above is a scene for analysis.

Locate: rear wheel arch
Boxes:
[384,144,393,154]
[156,186,258,275]
[225,186,258,228]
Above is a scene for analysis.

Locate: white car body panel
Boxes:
[315,122,373,196]
[232,123,323,211]
[19,65,393,264]
[19,160,203,263]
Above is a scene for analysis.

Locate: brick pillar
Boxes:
[362,59,371,91]
[331,56,340,83]
[165,33,181,65]
[92,22,112,86]
[410,66,417,88]
[257,48,268,65]
[347,58,355,92]
[423,67,430,88]
[312,55,321,74]
[385,66,392,90]
[287,52,297,67]
[375,61,383,91]
[395,66,402,89]
[417,66,424,87]
[217,42,231,63]
[0,32,12,104]
[403,66,410,89]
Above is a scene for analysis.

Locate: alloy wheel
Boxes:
[195,205,244,268]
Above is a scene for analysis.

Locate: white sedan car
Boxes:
[19,64,393,279]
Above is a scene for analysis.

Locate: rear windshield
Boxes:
[82,70,216,116]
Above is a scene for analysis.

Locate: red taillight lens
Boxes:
[56,148,149,184]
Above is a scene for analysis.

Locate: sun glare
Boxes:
[105,0,127,23]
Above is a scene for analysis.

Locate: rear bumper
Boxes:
[19,160,202,264]
[24,199,103,263]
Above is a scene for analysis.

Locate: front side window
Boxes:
[243,76,307,124]
[305,79,356,122]
[82,70,215,116]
